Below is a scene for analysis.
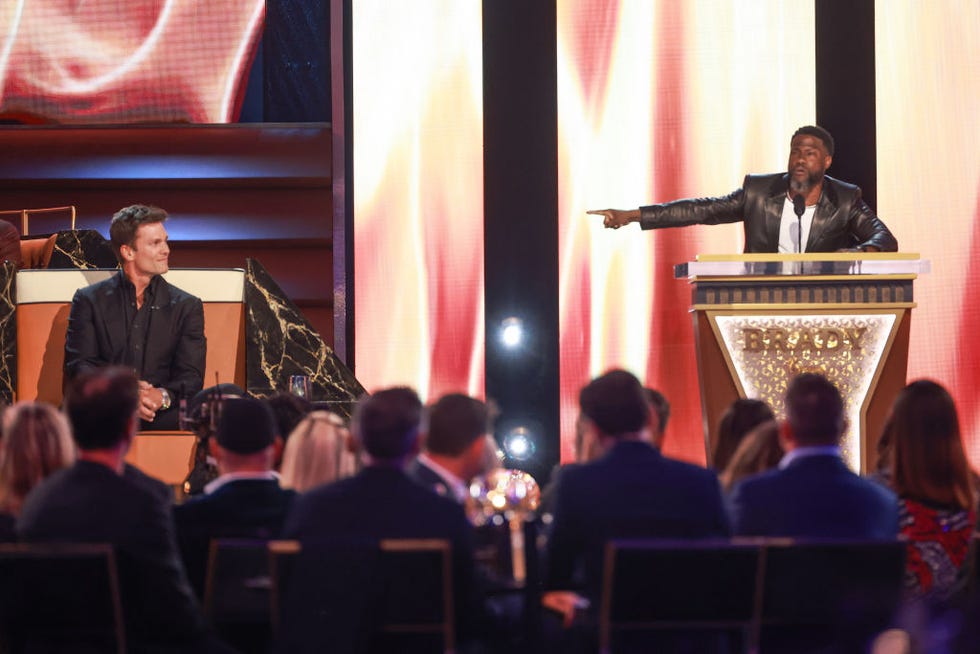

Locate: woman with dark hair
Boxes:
[712,398,774,471]
[719,420,783,492]
[878,380,977,600]
[0,402,76,539]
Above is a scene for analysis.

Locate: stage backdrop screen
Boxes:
[557,0,816,464]
[0,0,264,123]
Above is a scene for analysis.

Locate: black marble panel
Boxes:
[244,258,363,419]
[47,230,117,269]
[0,261,14,403]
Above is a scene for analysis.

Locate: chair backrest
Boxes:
[269,538,455,654]
[0,542,126,654]
[375,538,454,653]
[757,539,905,651]
[598,539,762,654]
[204,538,273,623]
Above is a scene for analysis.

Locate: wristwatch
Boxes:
[159,388,172,411]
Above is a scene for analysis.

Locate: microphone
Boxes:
[792,194,806,253]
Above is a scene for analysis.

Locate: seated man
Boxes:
[64,204,205,430]
[282,387,483,650]
[544,370,729,624]
[728,373,898,538]
[407,393,491,503]
[16,367,209,651]
[175,397,296,598]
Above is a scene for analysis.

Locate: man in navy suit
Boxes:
[543,370,730,623]
[729,373,898,538]
[64,204,205,430]
[407,393,491,503]
[17,367,210,652]
[281,387,483,651]
[175,397,296,598]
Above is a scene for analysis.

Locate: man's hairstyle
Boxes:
[792,125,835,156]
[785,373,844,446]
[643,387,671,435]
[579,369,649,437]
[353,387,422,461]
[424,394,489,457]
[63,367,140,450]
[108,204,168,263]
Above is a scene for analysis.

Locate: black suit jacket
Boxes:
[728,454,899,539]
[16,460,207,650]
[546,440,730,601]
[640,173,898,253]
[64,271,206,430]
[405,458,454,499]
[283,467,481,643]
[174,478,297,597]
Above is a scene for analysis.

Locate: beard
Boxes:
[789,168,823,195]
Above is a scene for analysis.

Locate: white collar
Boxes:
[417,453,469,503]
[203,471,280,495]
[778,445,842,470]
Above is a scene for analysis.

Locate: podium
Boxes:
[677,253,929,473]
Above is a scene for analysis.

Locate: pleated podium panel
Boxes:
[677,254,929,473]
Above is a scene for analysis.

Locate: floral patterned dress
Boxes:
[898,496,976,599]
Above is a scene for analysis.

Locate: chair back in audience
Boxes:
[269,538,454,654]
[757,539,905,652]
[0,543,125,654]
[204,538,273,654]
[598,539,762,654]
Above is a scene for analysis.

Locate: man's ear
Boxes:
[120,243,134,261]
[824,154,833,170]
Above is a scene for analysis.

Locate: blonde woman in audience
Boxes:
[0,402,76,539]
[719,419,783,492]
[280,411,357,492]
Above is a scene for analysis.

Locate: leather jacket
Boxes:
[639,173,898,253]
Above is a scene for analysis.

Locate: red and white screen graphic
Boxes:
[0,0,264,123]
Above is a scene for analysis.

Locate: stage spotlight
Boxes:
[503,425,535,461]
[499,317,524,349]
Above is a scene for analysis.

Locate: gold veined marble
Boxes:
[0,261,15,403]
[711,312,900,471]
[48,230,117,270]
[244,259,364,419]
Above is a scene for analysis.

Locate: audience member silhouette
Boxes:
[16,367,212,652]
[0,402,75,541]
[712,398,774,471]
[729,373,898,538]
[543,369,729,632]
[280,410,356,492]
[407,393,492,503]
[718,419,782,492]
[876,380,977,601]
[281,387,484,651]
[175,397,297,598]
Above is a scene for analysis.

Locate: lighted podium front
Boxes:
[677,253,930,474]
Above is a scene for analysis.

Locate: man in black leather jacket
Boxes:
[589,125,897,253]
